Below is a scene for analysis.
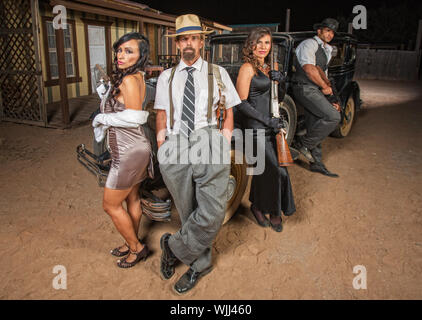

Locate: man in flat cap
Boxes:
[154,14,241,294]
[292,18,341,177]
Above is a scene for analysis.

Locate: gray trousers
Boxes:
[292,84,341,163]
[158,126,231,272]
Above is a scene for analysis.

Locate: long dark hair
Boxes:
[110,32,150,99]
[242,27,272,74]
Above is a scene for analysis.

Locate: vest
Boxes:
[293,38,328,86]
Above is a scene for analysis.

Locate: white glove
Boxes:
[92,109,149,142]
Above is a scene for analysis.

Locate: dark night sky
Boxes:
[140,0,420,31]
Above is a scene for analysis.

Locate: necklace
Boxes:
[262,63,268,69]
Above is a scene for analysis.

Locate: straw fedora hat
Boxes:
[166,14,213,37]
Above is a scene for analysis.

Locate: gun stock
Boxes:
[276,130,294,166]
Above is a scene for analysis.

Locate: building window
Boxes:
[329,43,347,67]
[158,28,179,69]
[46,21,76,78]
[42,17,81,86]
[63,25,76,77]
[46,22,59,79]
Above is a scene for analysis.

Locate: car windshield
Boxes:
[212,41,288,83]
[212,42,244,65]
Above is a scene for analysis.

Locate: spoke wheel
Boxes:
[279,94,297,145]
[332,96,356,138]
[223,150,249,225]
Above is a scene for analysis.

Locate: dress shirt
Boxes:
[154,57,241,135]
[295,36,333,73]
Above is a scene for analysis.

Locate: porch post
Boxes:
[56,27,70,126]
[139,17,144,35]
[285,9,291,32]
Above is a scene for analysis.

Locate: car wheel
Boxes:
[223,150,250,225]
[332,95,355,138]
[279,94,297,145]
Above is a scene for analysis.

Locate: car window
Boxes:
[212,42,244,84]
[211,40,288,84]
[212,42,244,65]
[329,43,346,67]
[344,43,357,65]
[276,44,287,72]
[212,42,287,67]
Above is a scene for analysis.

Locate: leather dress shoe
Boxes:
[289,147,300,161]
[310,163,339,178]
[160,233,178,280]
[293,137,315,163]
[173,266,213,295]
[298,145,315,163]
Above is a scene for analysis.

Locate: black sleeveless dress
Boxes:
[245,69,296,216]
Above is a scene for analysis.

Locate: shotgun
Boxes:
[270,45,293,167]
[94,64,112,115]
[95,64,110,82]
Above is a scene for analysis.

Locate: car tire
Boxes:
[223,150,250,225]
[279,94,297,145]
[331,95,356,138]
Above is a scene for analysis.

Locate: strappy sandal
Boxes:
[117,244,149,268]
[110,238,141,257]
[110,243,130,257]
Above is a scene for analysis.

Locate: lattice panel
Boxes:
[0,0,43,123]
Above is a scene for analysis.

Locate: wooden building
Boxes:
[0,0,232,128]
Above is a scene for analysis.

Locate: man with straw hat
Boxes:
[154,14,241,294]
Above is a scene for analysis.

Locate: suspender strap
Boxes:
[207,62,213,124]
[212,64,226,90]
[168,66,177,130]
[212,64,227,130]
[168,62,226,129]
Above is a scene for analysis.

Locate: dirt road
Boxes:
[0,79,421,299]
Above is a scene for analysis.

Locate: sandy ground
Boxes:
[0,79,421,300]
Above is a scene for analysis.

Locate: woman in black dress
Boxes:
[236,27,296,232]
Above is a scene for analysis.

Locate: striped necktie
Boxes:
[180,66,195,138]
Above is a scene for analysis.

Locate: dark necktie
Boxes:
[180,66,195,138]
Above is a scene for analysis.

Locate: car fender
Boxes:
[341,81,361,111]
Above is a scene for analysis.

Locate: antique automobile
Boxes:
[76,31,362,224]
[209,31,362,141]
[76,67,249,224]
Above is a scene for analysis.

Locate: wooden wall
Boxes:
[355,49,419,80]
[38,2,162,104]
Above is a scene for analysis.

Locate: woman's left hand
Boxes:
[269,70,285,83]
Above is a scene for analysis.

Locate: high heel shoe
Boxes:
[110,238,141,257]
[110,243,130,257]
[269,215,283,232]
[117,244,149,268]
[250,204,270,227]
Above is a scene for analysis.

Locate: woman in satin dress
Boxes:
[101,32,154,267]
[236,28,296,232]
